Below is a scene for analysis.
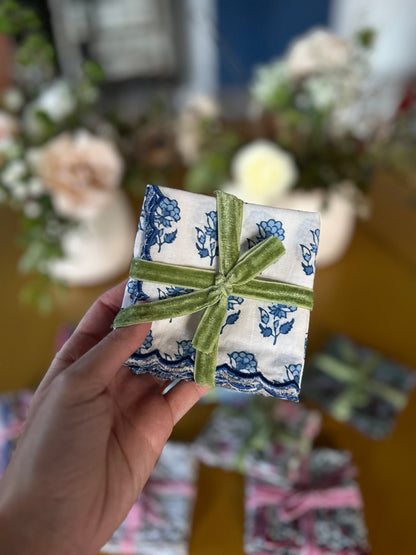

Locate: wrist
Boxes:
[0,486,85,555]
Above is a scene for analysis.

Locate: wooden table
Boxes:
[0,179,415,554]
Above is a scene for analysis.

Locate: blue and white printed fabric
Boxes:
[122,185,320,400]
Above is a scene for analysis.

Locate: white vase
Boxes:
[277,184,358,267]
[47,190,137,286]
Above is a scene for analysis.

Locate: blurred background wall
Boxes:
[7,0,416,119]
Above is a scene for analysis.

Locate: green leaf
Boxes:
[19,274,67,314]
[82,60,105,84]
[0,0,41,35]
[356,28,376,49]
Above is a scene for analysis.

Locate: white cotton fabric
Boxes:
[121,185,320,400]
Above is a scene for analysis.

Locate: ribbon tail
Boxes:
[194,340,219,387]
[113,288,217,328]
[228,236,285,285]
[192,295,228,354]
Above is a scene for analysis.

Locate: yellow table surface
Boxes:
[1,182,415,554]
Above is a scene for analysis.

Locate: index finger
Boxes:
[42,281,128,386]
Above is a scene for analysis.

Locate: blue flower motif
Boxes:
[156,197,181,227]
[227,295,244,311]
[260,219,285,240]
[158,286,193,323]
[139,186,181,258]
[137,330,153,353]
[248,219,285,249]
[195,210,218,265]
[220,295,244,334]
[285,363,302,385]
[269,304,297,318]
[300,229,320,276]
[127,279,149,304]
[158,286,193,300]
[228,351,258,373]
[175,340,196,360]
[258,304,297,345]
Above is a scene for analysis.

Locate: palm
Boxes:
[1,282,208,555]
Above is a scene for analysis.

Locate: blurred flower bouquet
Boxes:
[0,1,134,310]
[180,27,398,266]
[183,28,385,203]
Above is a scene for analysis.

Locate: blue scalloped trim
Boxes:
[126,349,300,401]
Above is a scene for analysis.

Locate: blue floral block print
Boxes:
[259,305,297,345]
[248,219,285,249]
[121,185,320,400]
[300,229,320,276]
[195,210,218,265]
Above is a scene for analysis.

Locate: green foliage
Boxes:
[356,28,376,49]
[15,32,54,67]
[0,0,40,34]
[81,60,105,85]
[19,274,67,314]
[185,128,241,194]
[0,0,55,76]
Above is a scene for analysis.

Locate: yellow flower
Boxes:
[229,140,298,204]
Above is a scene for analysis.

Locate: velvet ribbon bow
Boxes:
[247,481,363,521]
[114,191,314,387]
[247,480,363,555]
[312,340,407,421]
[233,400,311,473]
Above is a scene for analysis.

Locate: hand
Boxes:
[0,282,209,555]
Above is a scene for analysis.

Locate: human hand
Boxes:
[0,282,209,555]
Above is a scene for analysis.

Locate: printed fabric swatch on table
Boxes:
[117,185,320,400]
[244,448,370,554]
[302,334,416,439]
[193,398,321,486]
[0,389,33,475]
[102,442,198,555]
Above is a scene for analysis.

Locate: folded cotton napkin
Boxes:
[193,399,321,486]
[118,185,320,400]
[102,442,198,555]
[302,335,416,439]
[244,448,370,554]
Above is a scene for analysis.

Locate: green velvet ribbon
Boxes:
[113,191,314,387]
[233,400,310,473]
[313,342,408,421]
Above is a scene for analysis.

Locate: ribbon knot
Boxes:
[311,339,408,421]
[114,191,314,387]
[248,482,363,522]
[214,273,233,298]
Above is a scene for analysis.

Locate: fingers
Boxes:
[57,281,127,368]
[163,380,210,425]
[70,321,152,387]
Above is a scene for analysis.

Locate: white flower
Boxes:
[36,130,124,220]
[0,138,21,161]
[2,88,24,112]
[0,111,18,141]
[2,160,27,186]
[27,176,45,197]
[303,75,339,110]
[23,80,76,140]
[10,181,29,201]
[36,80,76,122]
[251,60,290,106]
[23,200,42,219]
[25,147,43,171]
[228,140,298,204]
[286,28,352,78]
